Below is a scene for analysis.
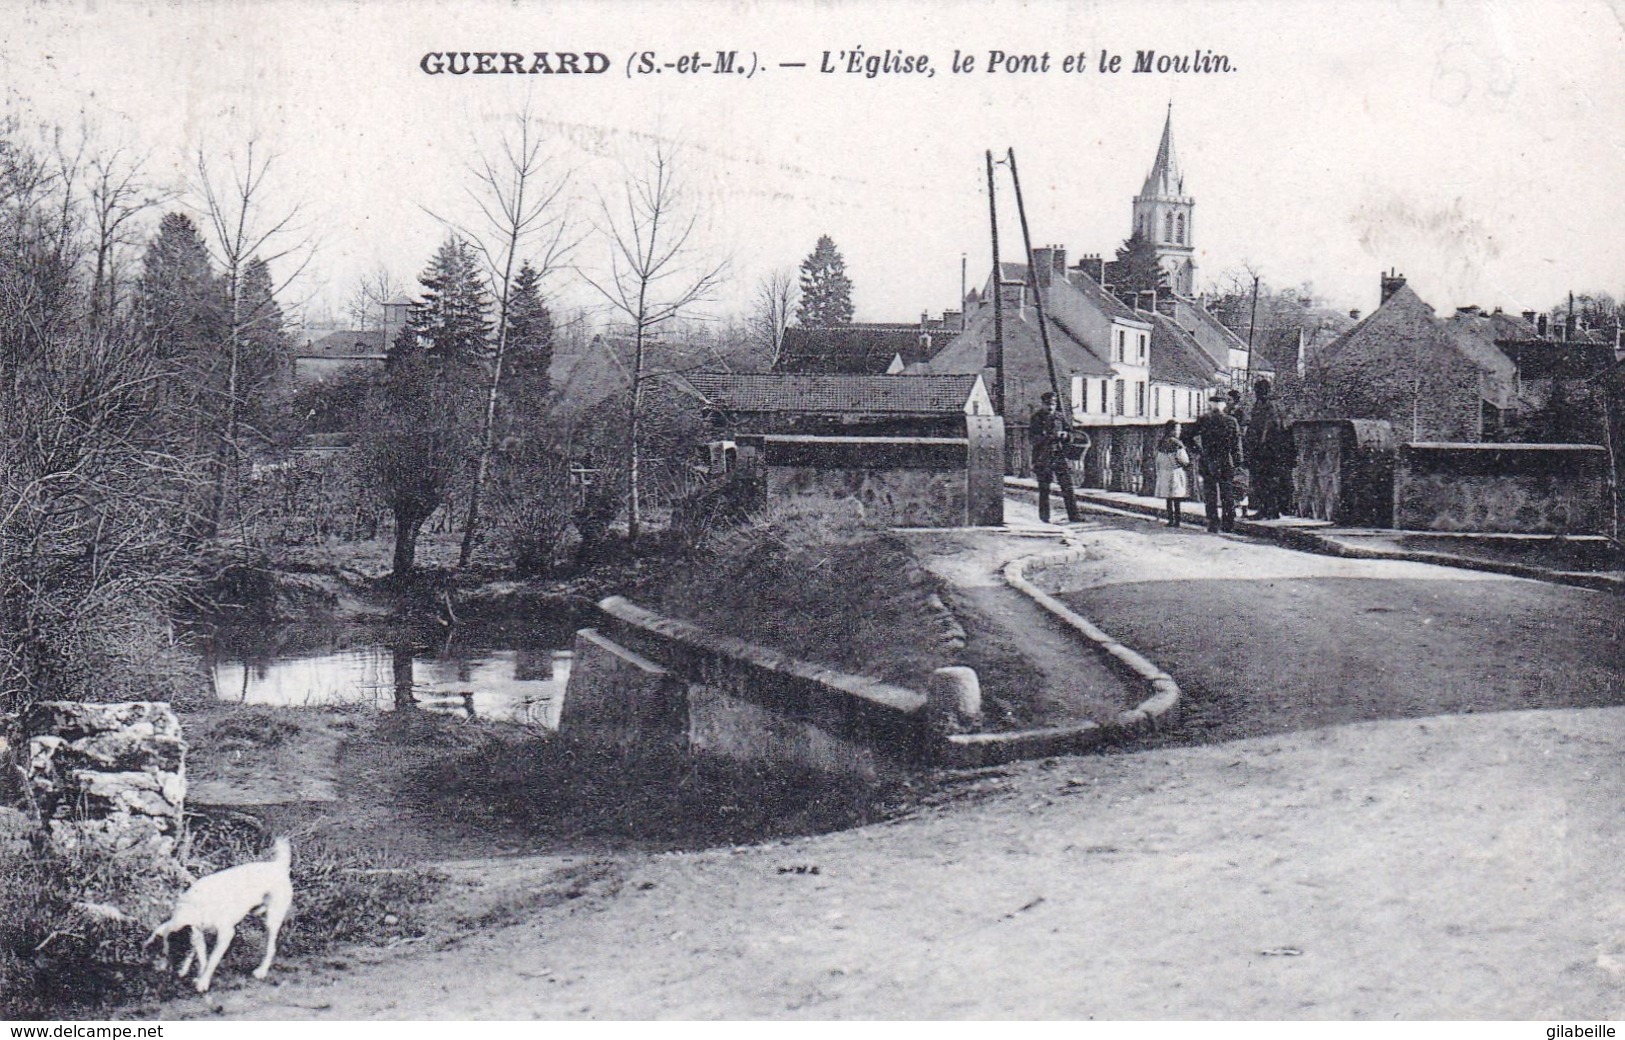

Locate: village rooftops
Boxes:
[1146,313,1223,386]
[776,324,958,374]
[686,372,992,417]
[997,260,1151,327]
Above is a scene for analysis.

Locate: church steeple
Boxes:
[1131,102,1196,297]
[1141,103,1184,198]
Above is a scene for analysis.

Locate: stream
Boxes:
[204,619,577,727]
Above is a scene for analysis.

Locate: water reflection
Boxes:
[212,642,572,728]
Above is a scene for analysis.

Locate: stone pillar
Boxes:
[927,666,983,736]
[23,701,187,858]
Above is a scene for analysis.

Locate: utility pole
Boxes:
[1244,273,1260,389]
[1007,147,1062,403]
[985,151,1005,417]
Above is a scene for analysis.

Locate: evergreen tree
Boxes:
[503,260,555,414]
[136,212,229,534]
[796,235,854,327]
[401,236,492,363]
[1104,230,1167,300]
[237,256,291,399]
[137,212,225,363]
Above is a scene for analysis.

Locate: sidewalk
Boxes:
[1006,476,1625,593]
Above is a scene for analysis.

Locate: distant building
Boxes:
[1310,272,1518,442]
[927,247,1219,428]
[290,295,411,385]
[687,372,992,438]
[775,322,958,375]
[683,371,1004,527]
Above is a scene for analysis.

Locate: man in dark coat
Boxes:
[1191,391,1242,532]
[1245,378,1291,520]
[1029,391,1081,524]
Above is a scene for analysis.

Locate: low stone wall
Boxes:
[22,701,186,857]
[737,431,1003,527]
[562,596,976,780]
[1394,442,1611,534]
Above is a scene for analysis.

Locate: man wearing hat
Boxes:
[1191,391,1243,532]
[1029,391,1082,524]
[1245,377,1289,520]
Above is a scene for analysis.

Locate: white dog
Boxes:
[147,837,293,993]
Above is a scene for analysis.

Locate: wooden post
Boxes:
[985,151,1005,418]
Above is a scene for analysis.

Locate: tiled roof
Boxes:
[778,325,957,374]
[1069,272,1149,324]
[1319,285,1517,405]
[303,329,386,356]
[687,373,978,415]
[1148,314,1222,386]
[1441,312,1519,383]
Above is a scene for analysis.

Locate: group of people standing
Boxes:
[1031,379,1295,533]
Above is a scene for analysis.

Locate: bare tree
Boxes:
[79,142,175,335]
[751,267,797,370]
[192,140,314,537]
[1,123,204,713]
[345,263,404,333]
[581,145,725,541]
[427,111,574,569]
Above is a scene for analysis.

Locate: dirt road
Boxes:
[149,501,1625,1020]
[1036,518,1625,744]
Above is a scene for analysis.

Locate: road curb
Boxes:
[939,547,1182,769]
[1006,476,1623,594]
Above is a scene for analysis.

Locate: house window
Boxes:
[1154,386,1162,417]
[1163,211,1173,241]
[1138,334,1147,361]
[1114,379,1125,416]
[1115,329,1125,362]
[1176,213,1186,244]
[1135,381,1146,416]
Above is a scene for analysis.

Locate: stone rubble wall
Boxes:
[22,701,186,857]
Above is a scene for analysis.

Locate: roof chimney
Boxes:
[1537,313,1549,338]
[1564,313,1577,341]
[1031,247,1058,289]
[999,280,1025,318]
[1379,268,1407,305]
[1349,309,1362,321]
[1521,309,1537,327]
[1073,254,1106,287]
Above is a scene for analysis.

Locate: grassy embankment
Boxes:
[409,498,1048,848]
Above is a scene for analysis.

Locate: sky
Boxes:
[2,0,1622,327]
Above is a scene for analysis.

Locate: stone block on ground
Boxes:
[22,700,186,859]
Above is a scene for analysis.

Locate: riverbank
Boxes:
[135,503,1625,1021]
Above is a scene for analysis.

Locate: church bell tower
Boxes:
[1131,104,1195,297]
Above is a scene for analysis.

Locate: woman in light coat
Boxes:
[1153,420,1192,528]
